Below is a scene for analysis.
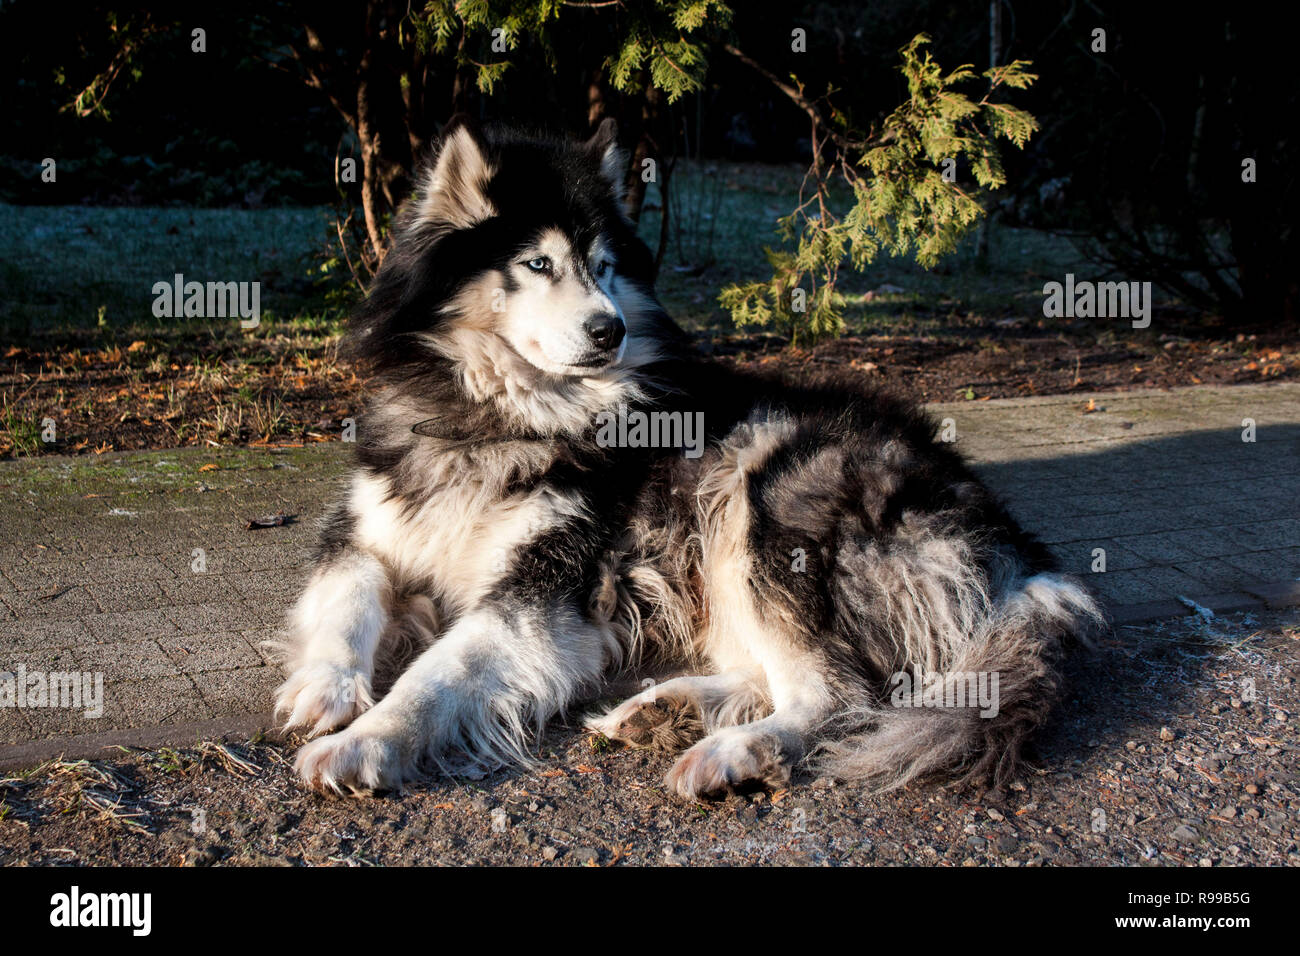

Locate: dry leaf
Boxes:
[245,512,293,530]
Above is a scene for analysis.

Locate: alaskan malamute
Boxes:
[275,117,1102,799]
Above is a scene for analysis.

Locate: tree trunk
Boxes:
[354,0,415,267]
[586,68,607,127]
[356,70,387,263]
[624,83,664,224]
[450,27,478,116]
[1231,190,1297,325]
[975,0,1001,267]
[653,156,673,277]
[403,42,432,163]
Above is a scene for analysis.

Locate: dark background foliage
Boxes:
[2,0,1294,322]
[2,1,1295,458]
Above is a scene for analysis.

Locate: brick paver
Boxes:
[931,382,1299,609]
[1,382,1297,758]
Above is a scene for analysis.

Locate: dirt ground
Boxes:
[3,319,1295,459]
[1,608,1296,867]
[728,323,1297,404]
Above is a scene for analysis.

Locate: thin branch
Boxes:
[722,43,869,154]
[61,16,169,118]
[334,209,369,292]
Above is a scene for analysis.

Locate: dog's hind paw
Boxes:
[666,727,792,800]
[275,662,374,737]
[586,693,702,752]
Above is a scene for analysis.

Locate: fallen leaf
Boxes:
[245,512,294,530]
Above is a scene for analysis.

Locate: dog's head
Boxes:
[351,117,680,397]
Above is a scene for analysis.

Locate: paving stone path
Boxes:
[1,382,1296,764]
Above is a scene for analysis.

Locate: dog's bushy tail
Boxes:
[813,573,1104,792]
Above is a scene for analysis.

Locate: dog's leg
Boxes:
[275,549,390,736]
[585,671,765,751]
[663,411,847,799]
[665,644,840,799]
[293,601,617,793]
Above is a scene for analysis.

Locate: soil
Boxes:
[1,608,1296,867]
[2,320,1295,459]
[726,323,1296,404]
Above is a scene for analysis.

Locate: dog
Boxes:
[273,116,1103,799]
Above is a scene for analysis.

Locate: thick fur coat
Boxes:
[273,117,1103,799]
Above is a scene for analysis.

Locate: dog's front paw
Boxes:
[666,727,792,800]
[275,662,374,737]
[294,722,411,795]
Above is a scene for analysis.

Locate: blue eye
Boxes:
[594,260,611,278]
[526,256,550,272]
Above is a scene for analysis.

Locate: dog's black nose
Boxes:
[584,312,625,350]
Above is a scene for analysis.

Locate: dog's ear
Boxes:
[413,115,496,230]
[586,117,627,203]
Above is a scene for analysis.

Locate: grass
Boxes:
[0,202,356,456]
[36,758,152,834]
[1,164,1106,344]
[0,742,267,840]
[0,204,339,337]
[0,393,42,455]
[195,740,261,777]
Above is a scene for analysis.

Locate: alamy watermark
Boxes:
[889,667,1000,718]
[151,273,261,329]
[1,665,104,718]
[49,886,151,936]
[1042,273,1151,328]
[595,403,705,459]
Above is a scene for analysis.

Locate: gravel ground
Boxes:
[1,608,1296,867]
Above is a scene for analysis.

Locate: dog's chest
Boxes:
[347,462,574,615]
